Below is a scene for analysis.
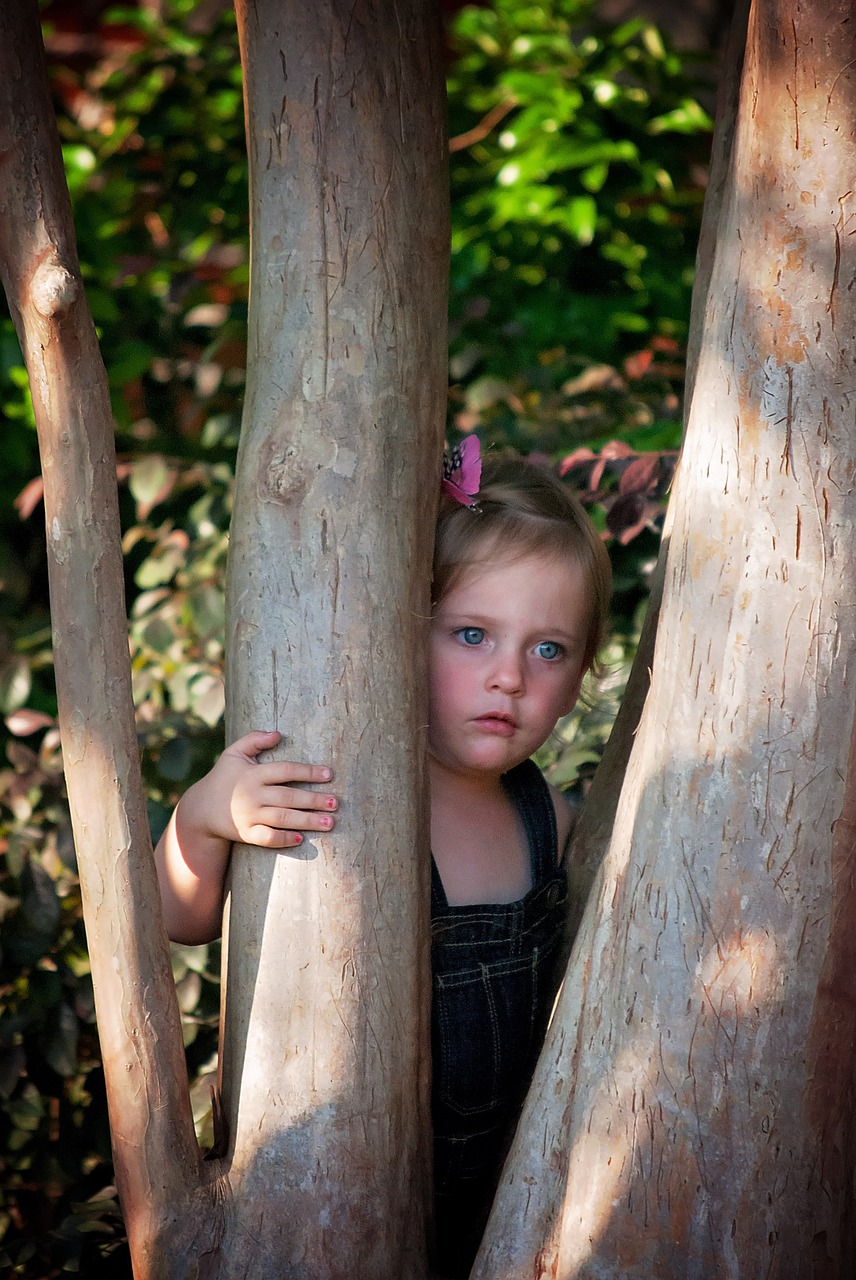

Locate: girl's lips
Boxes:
[474,713,517,737]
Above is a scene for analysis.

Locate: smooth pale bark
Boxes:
[476,2,856,1276]
[0,5,209,1277]
[216,2,448,1276]
[505,0,752,1258]
[560,0,753,962]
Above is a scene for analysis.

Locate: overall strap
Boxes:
[431,854,450,912]
[501,759,558,885]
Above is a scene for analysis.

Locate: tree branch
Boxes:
[448,97,517,152]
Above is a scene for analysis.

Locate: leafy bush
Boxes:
[447,0,711,451]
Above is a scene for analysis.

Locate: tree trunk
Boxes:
[561,0,753,958]
[476,1,856,1276]
[0,5,209,1277]
[1,1,447,1276]
[216,2,448,1276]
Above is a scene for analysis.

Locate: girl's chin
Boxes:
[429,744,530,778]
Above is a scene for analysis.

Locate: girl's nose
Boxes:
[488,649,525,695]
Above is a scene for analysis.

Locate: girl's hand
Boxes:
[154,729,337,944]
[186,730,338,849]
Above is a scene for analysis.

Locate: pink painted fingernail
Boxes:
[326,797,336,810]
[321,814,333,827]
[321,767,332,780]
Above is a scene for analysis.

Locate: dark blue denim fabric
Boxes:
[430,759,568,1277]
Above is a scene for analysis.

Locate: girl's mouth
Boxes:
[474,713,517,736]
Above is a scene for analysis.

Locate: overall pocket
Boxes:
[432,952,538,1118]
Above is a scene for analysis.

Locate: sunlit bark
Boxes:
[477,2,856,1275]
[215,1,448,1275]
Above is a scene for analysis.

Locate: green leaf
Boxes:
[41,1002,79,1078]
[136,542,186,588]
[6,1081,44,1133]
[141,616,176,655]
[0,660,32,714]
[129,455,174,515]
[188,674,225,728]
[157,736,194,782]
[20,856,60,936]
[561,195,598,245]
[0,1045,26,1100]
[188,585,225,641]
[649,98,714,135]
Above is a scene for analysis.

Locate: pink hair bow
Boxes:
[442,436,482,509]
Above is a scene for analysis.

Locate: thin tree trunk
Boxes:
[0,4,209,1276]
[476,1,856,1275]
[215,2,448,1276]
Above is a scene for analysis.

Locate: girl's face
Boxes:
[428,550,588,781]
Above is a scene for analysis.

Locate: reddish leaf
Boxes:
[606,493,663,544]
[454,410,480,433]
[605,491,645,538]
[6,740,41,772]
[5,709,54,736]
[559,447,595,476]
[622,500,663,543]
[562,364,625,396]
[598,440,635,460]
[619,454,661,496]
[624,349,654,380]
[14,475,44,519]
[591,440,636,490]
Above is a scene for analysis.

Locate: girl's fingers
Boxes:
[261,806,336,833]
[256,786,337,813]
[231,730,281,758]
[254,760,333,786]
[247,825,307,849]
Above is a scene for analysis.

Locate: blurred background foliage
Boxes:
[0,0,713,1272]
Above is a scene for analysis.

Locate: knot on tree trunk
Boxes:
[30,252,78,319]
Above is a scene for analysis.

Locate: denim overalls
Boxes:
[430,759,568,1278]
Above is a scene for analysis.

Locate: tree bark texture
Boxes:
[561,0,753,961]
[0,5,209,1277]
[477,2,856,1276]
[217,2,448,1276]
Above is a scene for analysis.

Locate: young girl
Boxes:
[155,452,611,1277]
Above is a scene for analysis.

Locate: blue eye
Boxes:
[536,641,563,660]
[457,627,485,646]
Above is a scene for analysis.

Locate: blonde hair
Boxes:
[432,453,612,673]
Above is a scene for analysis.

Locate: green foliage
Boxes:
[0,730,120,1276]
[447,0,711,453]
[0,1,713,1272]
[59,1,248,436]
[448,0,711,360]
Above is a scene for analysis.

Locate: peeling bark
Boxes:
[476,2,856,1276]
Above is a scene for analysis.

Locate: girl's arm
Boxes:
[154,730,337,945]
